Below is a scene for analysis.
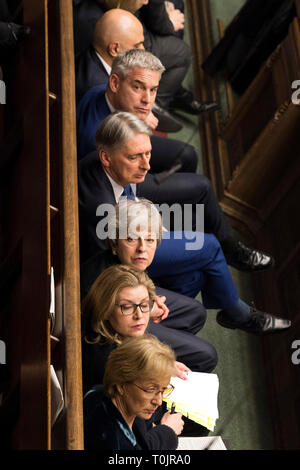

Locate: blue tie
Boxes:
[121,184,135,200]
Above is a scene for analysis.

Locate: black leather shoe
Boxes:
[169,88,220,115]
[152,102,183,133]
[217,308,291,335]
[226,241,275,272]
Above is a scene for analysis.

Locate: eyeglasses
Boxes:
[116,301,154,316]
[133,383,175,399]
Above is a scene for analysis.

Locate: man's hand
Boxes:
[150,295,169,323]
[144,111,158,130]
[165,2,185,32]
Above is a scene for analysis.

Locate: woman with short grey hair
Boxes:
[83,334,183,450]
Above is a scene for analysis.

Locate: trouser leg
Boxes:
[139,173,234,248]
[143,29,192,108]
[155,286,206,334]
[150,135,198,174]
[147,320,218,373]
[148,232,239,309]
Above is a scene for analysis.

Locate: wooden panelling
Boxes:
[0,0,83,449]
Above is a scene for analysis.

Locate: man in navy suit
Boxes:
[76,46,198,172]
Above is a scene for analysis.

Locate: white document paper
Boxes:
[177,436,227,450]
[170,371,219,417]
[50,365,64,426]
[164,371,219,431]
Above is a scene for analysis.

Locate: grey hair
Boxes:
[95,111,152,153]
[111,48,165,80]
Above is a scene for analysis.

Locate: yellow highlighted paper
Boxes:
[163,372,219,432]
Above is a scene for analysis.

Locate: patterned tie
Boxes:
[121,184,135,200]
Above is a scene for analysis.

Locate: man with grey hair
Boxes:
[106,47,165,129]
[75,8,183,132]
[78,68,276,278]
[77,48,198,173]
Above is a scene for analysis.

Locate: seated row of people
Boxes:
[83,265,185,449]
[81,195,291,449]
[74,4,292,450]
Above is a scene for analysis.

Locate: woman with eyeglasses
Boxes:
[82,197,290,354]
[83,334,183,450]
[82,264,184,449]
[82,263,189,392]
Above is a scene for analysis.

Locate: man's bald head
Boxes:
[93,9,144,65]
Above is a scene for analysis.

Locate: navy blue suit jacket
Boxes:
[76,84,109,160]
[76,84,198,172]
[75,45,109,103]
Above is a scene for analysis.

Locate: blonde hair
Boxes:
[82,265,156,345]
[103,334,176,398]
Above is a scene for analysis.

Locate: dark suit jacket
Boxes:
[73,0,176,56]
[78,150,115,262]
[73,0,104,55]
[76,84,109,159]
[75,45,109,103]
[83,384,178,450]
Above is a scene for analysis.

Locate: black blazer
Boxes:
[75,45,109,103]
[73,0,104,55]
[83,384,178,450]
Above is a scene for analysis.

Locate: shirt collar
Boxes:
[103,169,137,203]
[94,50,112,76]
[103,169,124,202]
[105,93,116,113]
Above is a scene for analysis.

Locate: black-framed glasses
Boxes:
[116,300,154,316]
[133,383,175,399]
